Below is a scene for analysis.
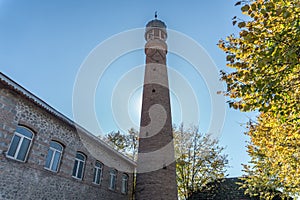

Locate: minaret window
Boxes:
[147,29,154,40]
[161,32,165,40]
[154,29,159,38]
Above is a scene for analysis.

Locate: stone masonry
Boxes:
[0,73,135,200]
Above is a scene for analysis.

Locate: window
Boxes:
[44,141,63,172]
[6,125,34,162]
[147,29,154,40]
[109,169,117,190]
[93,161,103,185]
[121,174,129,194]
[72,152,86,180]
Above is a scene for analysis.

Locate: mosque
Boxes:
[0,17,178,200]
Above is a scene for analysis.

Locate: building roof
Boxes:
[188,177,256,200]
[188,177,293,200]
[0,72,136,167]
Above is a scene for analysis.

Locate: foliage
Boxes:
[174,124,228,199]
[219,0,300,118]
[104,125,228,200]
[242,113,300,199]
[219,0,300,198]
[103,128,138,161]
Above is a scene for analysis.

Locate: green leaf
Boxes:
[238,22,246,28]
[241,5,250,12]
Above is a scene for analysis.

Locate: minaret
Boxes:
[135,16,178,199]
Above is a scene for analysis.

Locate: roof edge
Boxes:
[0,72,136,167]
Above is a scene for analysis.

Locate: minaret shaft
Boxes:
[135,19,178,200]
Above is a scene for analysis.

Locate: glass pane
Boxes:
[16,126,33,138]
[76,153,84,161]
[77,161,84,179]
[122,181,126,193]
[7,135,21,157]
[96,168,101,184]
[72,160,78,177]
[93,168,97,183]
[110,175,116,189]
[122,174,128,193]
[16,138,31,161]
[99,168,103,179]
[50,141,63,151]
[95,161,101,168]
[113,176,116,189]
[110,176,113,189]
[51,151,61,171]
[45,149,54,169]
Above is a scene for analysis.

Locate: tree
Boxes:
[104,125,228,200]
[242,113,300,199]
[218,0,300,198]
[174,124,228,200]
[103,128,138,161]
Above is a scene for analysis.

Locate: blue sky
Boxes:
[0,0,257,177]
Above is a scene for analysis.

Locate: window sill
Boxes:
[5,154,26,163]
[92,181,101,185]
[72,176,83,181]
[44,167,58,173]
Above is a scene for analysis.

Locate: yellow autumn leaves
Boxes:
[219,0,300,198]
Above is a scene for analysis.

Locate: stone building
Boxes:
[0,16,179,200]
[0,72,135,199]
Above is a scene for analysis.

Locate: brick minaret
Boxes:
[135,17,178,199]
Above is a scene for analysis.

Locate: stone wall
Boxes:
[0,81,135,200]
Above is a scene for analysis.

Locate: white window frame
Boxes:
[72,152,86,180]
[44,141,63,172]
[93,161,103,185]
[109,169,117,190]
[121,173,129,194]
[6,126,34,162]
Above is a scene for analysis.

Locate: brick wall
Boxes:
[0,83,135,200]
